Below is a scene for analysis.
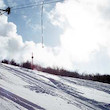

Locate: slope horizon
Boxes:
[1,59,110,84]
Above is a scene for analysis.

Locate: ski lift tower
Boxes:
[0,7,11,15]
[31,53,34,70]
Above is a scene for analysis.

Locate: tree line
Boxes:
[1,59,110,84]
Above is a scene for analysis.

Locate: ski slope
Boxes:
[0,63,110,110]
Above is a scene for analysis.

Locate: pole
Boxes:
[31,52,34,70]
[41,1,44,48]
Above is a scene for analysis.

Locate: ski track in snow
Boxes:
[0,87,45,110]
[0,63,110,110]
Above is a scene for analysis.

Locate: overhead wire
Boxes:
[0,7,11,15]
[12,3,41,10]
[0,0,63,16]
[8,1,41,8]
[0,0,63,47]
[0,9,5,15]
[10,0,63,48]
[11,0,63,10]
[41,1,44,48]
[0,11,6,15]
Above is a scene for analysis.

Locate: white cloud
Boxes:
[0,0,5,8]
[49,0,110,63]
[23,17,41,31]
[0,14,69,69]
[0,16,17,37]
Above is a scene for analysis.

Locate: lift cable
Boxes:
[8,1,41,8]
[0,0,63,47]
[11,0,63,10]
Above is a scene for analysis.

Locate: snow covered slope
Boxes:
[0,63,110,110]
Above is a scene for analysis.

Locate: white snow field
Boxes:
[0,63,110,110]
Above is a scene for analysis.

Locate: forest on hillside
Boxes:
[1,59,110,84]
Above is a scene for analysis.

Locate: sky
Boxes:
[0,0,110,74]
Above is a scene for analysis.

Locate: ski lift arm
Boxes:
[5,7,11,14]
[0,7,11,15]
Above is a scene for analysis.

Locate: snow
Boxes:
[0,63,110,110]
[61,79,110,103]
[0,96,27,110]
